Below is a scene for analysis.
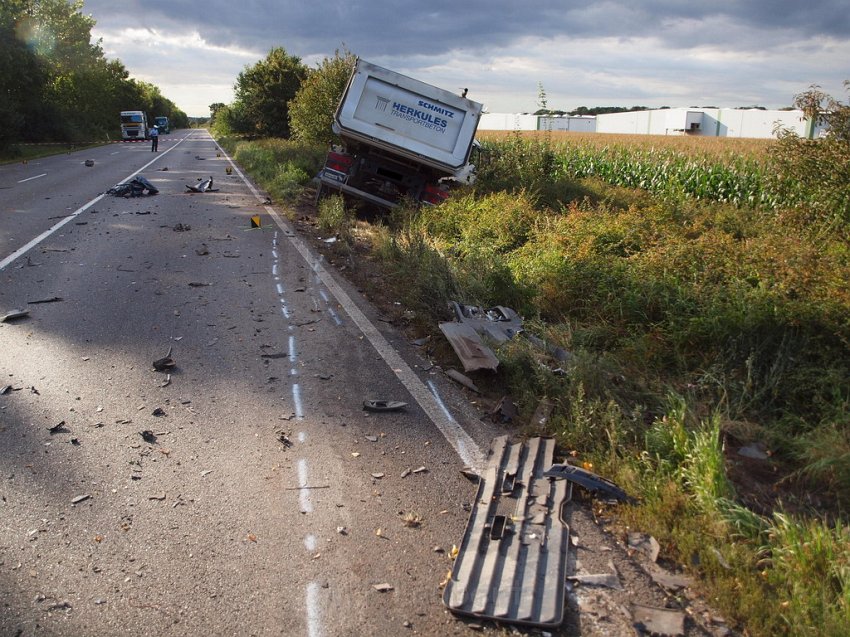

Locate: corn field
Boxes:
[477,132,801,209]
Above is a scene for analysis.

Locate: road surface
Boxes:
[0,131,721,637]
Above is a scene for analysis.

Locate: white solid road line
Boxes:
[17,173,47,183]
[0,133,195,272]
[214,136,485,471]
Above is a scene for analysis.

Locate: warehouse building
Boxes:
[478,108,826,139]
[595,108,825,138]
[479,113,596,132]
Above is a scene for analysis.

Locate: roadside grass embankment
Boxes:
[222,132,850,636]
[0,142,105,165]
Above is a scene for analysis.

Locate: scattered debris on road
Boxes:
[27,297,63,305]
[1,309,29,323]
[71,494,91,504]
[84,159,94,167]
[140,430,157,444]
[152,347,176,372]
[47,421,68,434]
[173,223,191,232]
[363,400,407,412]
[107,175,159,197]
[186,176,219,193]
[276,430,293,448]
[372,583,394,593]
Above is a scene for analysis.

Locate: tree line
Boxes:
[209,48,355,145]
[1,0,188,151]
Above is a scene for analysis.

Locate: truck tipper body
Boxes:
[120,111,148,141]
[317,59,483,208]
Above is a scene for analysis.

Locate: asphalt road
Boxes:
[0,131,512,636]
[0,131,722,637]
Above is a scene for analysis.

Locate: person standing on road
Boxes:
[150,125,159,152]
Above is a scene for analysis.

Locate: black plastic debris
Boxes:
[107,175,159,197]
[152,407,166,417]
[27,297,63,305]
[140,430,157,443]
[48,421,68,434]
[544,463,634,504]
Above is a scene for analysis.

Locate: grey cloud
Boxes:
[83,0,849,58]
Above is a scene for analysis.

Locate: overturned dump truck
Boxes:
[316,59,484,208]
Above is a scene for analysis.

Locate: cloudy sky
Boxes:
[83,0,850,118]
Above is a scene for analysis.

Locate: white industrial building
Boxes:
[595,108,825,138]
[478,108,826,139]
[478,113,596,132]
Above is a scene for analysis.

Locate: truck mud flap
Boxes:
[444,436,570,628]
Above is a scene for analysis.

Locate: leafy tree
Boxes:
[1,0,188,146]
[289,50,356,145]
[770,82,850,227]
[233,47,307,138]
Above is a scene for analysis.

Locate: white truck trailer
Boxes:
[120,110,148,141]
[317,59,483,208]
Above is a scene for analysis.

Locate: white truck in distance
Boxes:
[120,110,148,141]
[317,59,483,208]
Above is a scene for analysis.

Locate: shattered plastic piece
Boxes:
[27,297,63,305]
[84,159,94,167]
[649,567,691,590]
[544,463,634,503]
[444,436,570,628]
[372,583,394,592]
[152,357,176,372]
[140,430,157,443]
[412,466,427,474]
[446,369,480,393]
[1,309,29,322]
[449,302,523,343]
[152,407,166,417]
[490,396,519,424]
[0,385,11,395]
[628,532,660,562]
[363,400,407,412]
[371,473,385,479]
[631,603,685,636]
[71,494,91,504]
[185,176,218,193]
[173,223,191,232]
[48,421,68,434]
[438,321,499,372]
[567,573,623,590]
[276,431,293,448]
